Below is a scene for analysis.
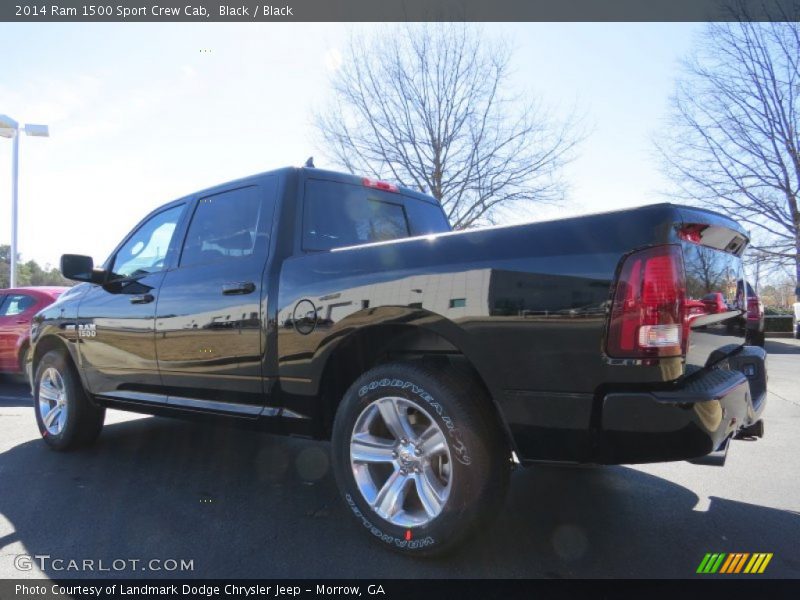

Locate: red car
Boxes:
[0,287,69,376]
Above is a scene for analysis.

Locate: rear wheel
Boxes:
[331,361,509,556]
[34,350,105,451]
[750,330,765,347]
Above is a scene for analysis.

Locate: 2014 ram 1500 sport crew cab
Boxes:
[29,167,767,555]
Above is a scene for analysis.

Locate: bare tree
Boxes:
[315,24,582,229]
[656,4,800,300]
[692,246,724,292]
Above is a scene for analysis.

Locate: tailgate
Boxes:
[678,207,750,374]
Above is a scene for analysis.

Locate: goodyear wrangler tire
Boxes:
[331,361,509,556]
[34,350,105,451]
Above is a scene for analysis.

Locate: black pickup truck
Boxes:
[29,166,767,555]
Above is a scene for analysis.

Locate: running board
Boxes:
[688,437,730,467]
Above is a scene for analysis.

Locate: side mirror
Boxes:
[60,254,106,284]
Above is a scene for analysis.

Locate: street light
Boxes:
[0,114,49,289]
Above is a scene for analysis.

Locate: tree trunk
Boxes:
[795,235,800,303]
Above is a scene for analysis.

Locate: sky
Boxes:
[0,22,702,267]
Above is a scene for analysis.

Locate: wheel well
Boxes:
[17,340,30,369]
[32,336,71,376]
[318,325,509,449]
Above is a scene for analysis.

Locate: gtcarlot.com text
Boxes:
[14,554,194,572]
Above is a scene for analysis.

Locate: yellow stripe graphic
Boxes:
[744,554,759,573]
[750,553,766,573]
[758,553,773,574]
[701,551,773,574]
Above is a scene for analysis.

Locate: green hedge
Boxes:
[764,315,794,332]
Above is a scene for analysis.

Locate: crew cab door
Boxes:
[154,179,278,415]
[78,202,188,397]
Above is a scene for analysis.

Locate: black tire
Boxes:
[33,350,105,451]
[750,330,765,347]
[14,343,30,384]
[331,361,510,557]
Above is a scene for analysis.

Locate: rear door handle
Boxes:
[130,294,155,304]
[16,319,30,324]
[222,282,256,295]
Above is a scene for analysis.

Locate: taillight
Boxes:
[747,297,760,320]
[362,178,398,193]
[607,245,687,359]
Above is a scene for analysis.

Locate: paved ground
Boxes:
[1,339,799,579]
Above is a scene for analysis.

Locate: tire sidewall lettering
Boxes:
[358,378,472,466]
[344,494,435,550]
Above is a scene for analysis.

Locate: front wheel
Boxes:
[15,343,30,384]
[331,362,509,556]
[34,350,105,451]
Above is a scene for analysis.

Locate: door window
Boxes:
[112,204,185,278]
[179,186,263,267]
[0,294,36,316]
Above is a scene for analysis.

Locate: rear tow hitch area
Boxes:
[689,418,764,467]
[735,419,765,440]
[689,437,731,467]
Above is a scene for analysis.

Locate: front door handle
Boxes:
[130,294,155,304]
[222,281,256,295]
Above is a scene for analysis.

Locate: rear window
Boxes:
[302,180,449,251]
[405,197,451,236]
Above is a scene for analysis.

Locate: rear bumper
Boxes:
[599,347,766,463]
[506,346,767,465]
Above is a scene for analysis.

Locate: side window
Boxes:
[0,294,36,316]
[303,180,410,251]
[179,186,263,268]
[113,205,185,278]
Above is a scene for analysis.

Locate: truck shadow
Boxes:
[0,415,798,579]
[0,375,31,407]
[765,339,800,355]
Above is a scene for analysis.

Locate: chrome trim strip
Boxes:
[167,396,263,416]
[99,390,267,417]
[280,408,310,420]
[98,391,170,404]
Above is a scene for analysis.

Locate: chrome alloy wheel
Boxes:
[350,396,452,528]
[38,367,68,436]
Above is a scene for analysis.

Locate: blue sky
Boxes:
[0,22,701,267]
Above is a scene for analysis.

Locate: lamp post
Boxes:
[0,115,49,288]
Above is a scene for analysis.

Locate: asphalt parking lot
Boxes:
[1,339,799,579]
